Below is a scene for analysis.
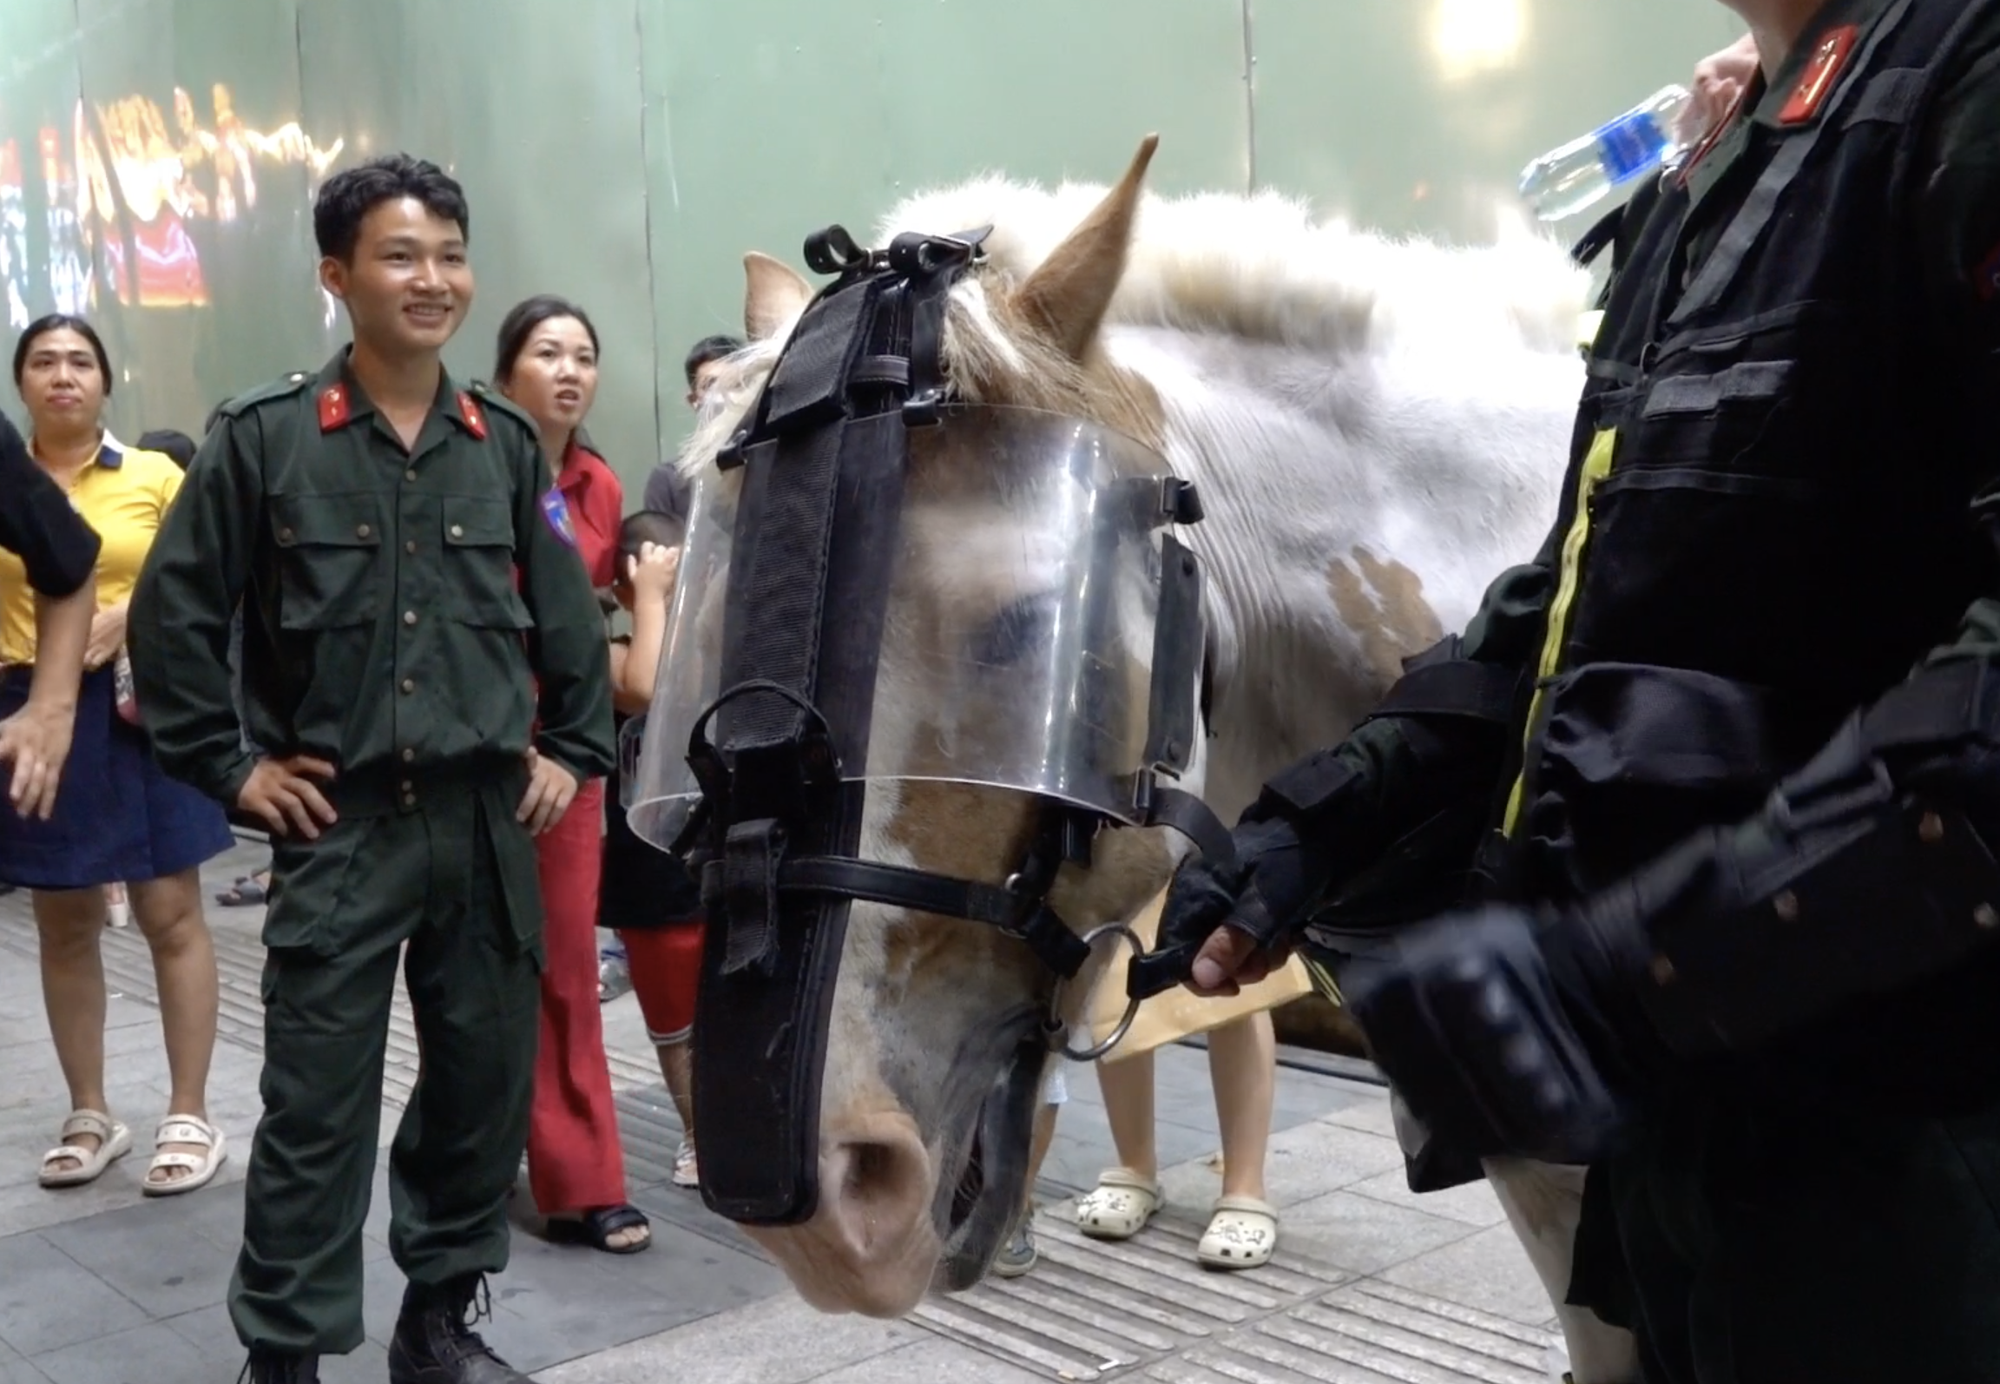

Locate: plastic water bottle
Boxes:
[1518,85,1694,222]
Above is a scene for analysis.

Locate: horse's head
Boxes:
[638,136,1200,1315]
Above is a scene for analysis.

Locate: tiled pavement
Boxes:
[0,837,1563,1383]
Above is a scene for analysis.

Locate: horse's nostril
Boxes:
[841,1138,921,1210]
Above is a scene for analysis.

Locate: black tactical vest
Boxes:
[1504,0,2000,910]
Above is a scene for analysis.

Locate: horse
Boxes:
[649,136,1639,1383]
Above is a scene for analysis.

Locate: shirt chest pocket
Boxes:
[442,496,532,630]
[272,493,384,630]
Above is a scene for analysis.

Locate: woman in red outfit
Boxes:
[493,296,649,1254]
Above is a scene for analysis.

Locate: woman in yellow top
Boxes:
[8,315,233,1196]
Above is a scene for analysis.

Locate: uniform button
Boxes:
[405,469,418,483]
[402,792,417,808]
[278,527,295,543]
[449,524,464,539]
[400,678,415,694]
[405,540,418,555]
[403,610,418,627]
[399,779,413,793]
[401,747,415,762]
[355,523,372,539]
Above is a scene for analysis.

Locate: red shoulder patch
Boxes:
[1779,25,1858,126]
[317,384,350,433]
[1975,244,2000,302]
[457,391,488,441]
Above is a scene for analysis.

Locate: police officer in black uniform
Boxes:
[0,410,99,819]
[1160,2,2000,1379]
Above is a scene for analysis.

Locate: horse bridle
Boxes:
[672,222,1237,1226]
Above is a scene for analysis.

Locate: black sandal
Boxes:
[546,1203,652,1255]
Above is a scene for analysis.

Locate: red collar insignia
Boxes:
[1779,25,1858,126]
[317,384,350,433]
[1974,244,2000,302]
[457,391,488,441]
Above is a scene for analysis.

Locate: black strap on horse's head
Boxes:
[682,224,991,1226]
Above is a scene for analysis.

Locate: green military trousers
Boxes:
[228,776,544,1355]
[1569,1077,2000,1384]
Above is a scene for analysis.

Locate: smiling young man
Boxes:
[128,154,614,1384]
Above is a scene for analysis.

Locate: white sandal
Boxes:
[1198,1194,1279,1269]
[142,1114,227,1197]
[1075,1167,1162,1241]
[39,1109,132,1188]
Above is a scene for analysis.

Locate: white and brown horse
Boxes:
[671,137,1637,1382]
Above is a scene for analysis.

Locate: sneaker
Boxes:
[598,952,632,1003]
[672,1136,700,1188]
[991,1212,1039,1278]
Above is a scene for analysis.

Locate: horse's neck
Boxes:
[1105,323,1580,821]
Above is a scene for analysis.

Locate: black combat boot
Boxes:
[237,1349,319,1383]
[386,1276,529,1384]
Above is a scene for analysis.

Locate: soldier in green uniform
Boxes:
[128,154,614,1384]
[1156,2,2000,1380]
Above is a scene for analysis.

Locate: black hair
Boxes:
[495,295,601,384]
[683,334,744,390]
[313,153,470,262]
[12,314,113,397]
[136,428,197,470]
[618,510,684,568]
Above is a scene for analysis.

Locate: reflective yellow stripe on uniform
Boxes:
[1501,427,1618,837]
[1576,310,1605,359]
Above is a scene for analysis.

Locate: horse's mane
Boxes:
[879,173,1591,358]
[680,171,1591,474]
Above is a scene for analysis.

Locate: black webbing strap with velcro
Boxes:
[687,229,984,1227]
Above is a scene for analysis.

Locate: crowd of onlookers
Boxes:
[3,302,731,1250]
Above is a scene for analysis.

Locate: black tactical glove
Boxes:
[1128,815,1334,1001]
[1339,899,1659,1165]
[1343,705,2000,1163]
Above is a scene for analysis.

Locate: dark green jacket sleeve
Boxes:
[507,428,616,782]
[1908,27,2000,681]
[128,416,260,806]
[1247,536,1556,884]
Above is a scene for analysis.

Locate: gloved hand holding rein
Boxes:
[1136,614,1544,1002]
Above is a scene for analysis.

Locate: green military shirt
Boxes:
[128,349,615,808]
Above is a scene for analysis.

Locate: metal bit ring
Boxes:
[1045,922,1147,1062]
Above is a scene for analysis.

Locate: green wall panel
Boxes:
[636,0,1249,457]
[2,0,1756,495]
[1249,0,1748,242]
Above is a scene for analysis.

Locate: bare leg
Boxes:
[1022,1100,1059,1212]
[1208,1012,1276,1201]
[1093,1048,1158,1180]
[128,870,220,1185]
[34,888,112,1171]
[656,1040,694,1137]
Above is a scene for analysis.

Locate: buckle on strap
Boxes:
[721,819,787,977]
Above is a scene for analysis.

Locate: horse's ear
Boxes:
[1014,133,1158,360]
[744,251,813,341]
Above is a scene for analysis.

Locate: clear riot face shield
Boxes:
[624,404,1205,851]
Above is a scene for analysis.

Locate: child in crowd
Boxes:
[600,511,707,1188]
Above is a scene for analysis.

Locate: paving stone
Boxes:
[529,1292,919,1384]
[0,1232,149,1355]
[1377,1222,1570,1330]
